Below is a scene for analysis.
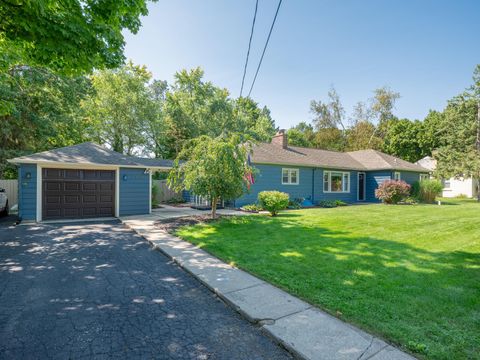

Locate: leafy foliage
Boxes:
[168,135,254,218]
[257,191,289,216]
[375,180,411,204]
[0,65,91,178]
[318,199,347,208]
[434,66,480,186]
[240,204,264,212]
[82,62,154,155]
[412,180,443,203]
[151,183,159,208]
[0,0,155,74]
[163,68,275,158]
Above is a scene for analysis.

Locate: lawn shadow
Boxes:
[195,215,480,359]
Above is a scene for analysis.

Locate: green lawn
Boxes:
[176,199,480,360]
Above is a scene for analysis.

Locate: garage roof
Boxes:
[8,142,174,169]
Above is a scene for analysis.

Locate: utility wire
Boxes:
[247,0,283,98]
[240,0,259,98]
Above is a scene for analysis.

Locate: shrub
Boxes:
[318,200,337,208]
[241,204,263,212]
[416,179,443,203]
[455,193,468,199]
[258,191,289,216]
[166,196,185,204]
[375,180,411,204]
[318,200,347,208]
[288,197,304,209]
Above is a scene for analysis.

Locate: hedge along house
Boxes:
[235,131,430,207]
[8,142,173,222]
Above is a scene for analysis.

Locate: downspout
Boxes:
[312,168,315,204]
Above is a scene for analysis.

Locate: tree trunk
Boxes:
[211,197,217,219]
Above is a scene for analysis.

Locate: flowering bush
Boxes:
[375,180,411,204]
[258,191,289,216]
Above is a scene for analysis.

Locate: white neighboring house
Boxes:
[415,156,478,198]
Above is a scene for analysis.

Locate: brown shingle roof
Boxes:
[8,142,173,168]
[251,143,366,170]
[347,150,428,172]
[251,143,429,172]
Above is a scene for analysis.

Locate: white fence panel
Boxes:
[0,179,18,209]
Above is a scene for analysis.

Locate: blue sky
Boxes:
[124,0,480,129]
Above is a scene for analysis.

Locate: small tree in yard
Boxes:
[258,191,289,216]
[375,180,411,204]
[168,134,254,219]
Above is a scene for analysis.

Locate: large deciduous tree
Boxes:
[82,62,153,155]
[163,67,276,158]
[382,119,425,162]
[310,87,347,150]
[0,65,91,178]
[168,135,254,218]
[234,97,276,142]
[434,66,480,199]
[0,0,155,74]
[287,122,315,147]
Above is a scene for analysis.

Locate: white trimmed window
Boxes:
[419,174,429,181]
[443,179,451,189]
[282,168,299,185]
[394,172,401,181]
[323,171,350,193]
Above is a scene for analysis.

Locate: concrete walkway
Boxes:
[121,204,247,222]
[121,211,416,360]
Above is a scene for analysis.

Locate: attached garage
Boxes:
[8,142,173,222]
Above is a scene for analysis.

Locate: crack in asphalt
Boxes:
[0,222,292,360]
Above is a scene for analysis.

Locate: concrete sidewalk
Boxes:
[121,215,415,360]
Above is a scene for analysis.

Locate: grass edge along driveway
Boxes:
[176,200,480,360]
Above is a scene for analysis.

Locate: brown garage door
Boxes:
[42,168,115,220]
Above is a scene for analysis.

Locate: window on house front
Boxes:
[282,168,299,185]
[394,172,401,181]
[323,171,350,193]
[443,179,451,189]
[420,174,429,181]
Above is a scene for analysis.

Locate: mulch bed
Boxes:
[154,215,225,234]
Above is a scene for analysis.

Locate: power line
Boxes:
[240,0,259,98]
[247,0,283,98]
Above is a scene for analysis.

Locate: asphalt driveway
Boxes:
[0,221,291,359]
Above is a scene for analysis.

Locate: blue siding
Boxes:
[233,165,429,207]
[397,171,425,185]
[18,164,37,220]
[119,168,150,216]
[235,164,314,207]
[235,165,360,206]
[365,171,391,202]
[314,169,359,203]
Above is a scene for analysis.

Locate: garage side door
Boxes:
[42,168,115,220]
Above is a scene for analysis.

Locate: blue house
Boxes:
[8,142,172,222]
[9,136,429,222]
[234,131,429,207]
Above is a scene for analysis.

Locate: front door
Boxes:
[358,172,366,201]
